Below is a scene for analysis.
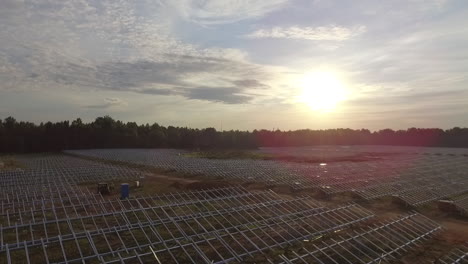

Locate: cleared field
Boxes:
[0,147,467,263]
[0,155,142,208]
[66,147,468,207]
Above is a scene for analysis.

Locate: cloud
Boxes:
[245,25,366,41]
[92,57,262,90]
[86,97,128,109]
[41,55,269,104]
[347,89,468,106]
[166,0,289,25]
[62,56,268,103]
[0,0,278,104]
[1,0,467,129]
[231,79,270,89]
[408,0,448,9]
[136,86,254,104]
[138,88,175,96]
[181,86,252,104]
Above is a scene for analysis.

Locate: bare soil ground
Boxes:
[69,154,468,263]
[185,149,401,163]
[87,170,468,261]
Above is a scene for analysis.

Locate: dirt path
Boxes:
[144,173,199,184]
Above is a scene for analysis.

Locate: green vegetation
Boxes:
[2,115,468,153]
[0,156,22,170]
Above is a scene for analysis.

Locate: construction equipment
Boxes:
[97,183,111,195]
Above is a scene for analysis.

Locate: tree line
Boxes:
[0,116,467,153]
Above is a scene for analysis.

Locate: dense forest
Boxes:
[0,116,467,153]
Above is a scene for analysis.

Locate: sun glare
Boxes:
[299,71,347,111]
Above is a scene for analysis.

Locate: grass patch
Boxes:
[0,156,23,170]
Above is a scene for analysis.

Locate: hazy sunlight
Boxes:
[298,71,347,111]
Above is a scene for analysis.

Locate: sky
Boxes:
[1,0,467,131]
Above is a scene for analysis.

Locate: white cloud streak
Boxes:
[166,0,289,25]
[245,25,366,41]
[86,97,128,109]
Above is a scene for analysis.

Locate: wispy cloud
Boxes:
[230,79,270,89]
[166,0,289,25]
[86,97,128,109]
[0,0,279,105]
[181,87,251,104]
[245,25,366,41]
[138,86,255,104]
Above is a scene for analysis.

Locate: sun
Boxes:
[298,71,347,111]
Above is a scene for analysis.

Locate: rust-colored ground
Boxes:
[78,157,467,264]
